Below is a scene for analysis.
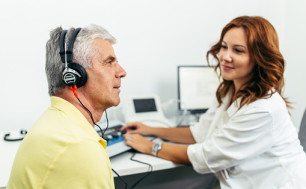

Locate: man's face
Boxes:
[83,39,126,110]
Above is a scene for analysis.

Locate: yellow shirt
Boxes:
[7,96,114,189]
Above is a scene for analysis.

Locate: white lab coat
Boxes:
[187,90,306,189]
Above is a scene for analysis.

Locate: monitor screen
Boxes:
[178,66,220,113]
[133,99,157,113]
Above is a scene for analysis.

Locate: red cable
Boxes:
[69,85,78,98]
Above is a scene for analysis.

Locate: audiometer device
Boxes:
[122,94,173,127]
[96,120,155,158]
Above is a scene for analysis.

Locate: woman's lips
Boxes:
[222,65,234,70]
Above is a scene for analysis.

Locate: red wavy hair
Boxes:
[207,16,290,109]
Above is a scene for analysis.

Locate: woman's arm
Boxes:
[124,133,191,164]
[187,106,274,174]
[150,127,196,144]
[121,122,196,144]
[157,143,190,164]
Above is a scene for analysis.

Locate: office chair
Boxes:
[298,108,306,152]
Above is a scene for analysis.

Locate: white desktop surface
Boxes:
[110,138,183,177]
[0,133,182,188]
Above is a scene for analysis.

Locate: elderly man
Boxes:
[7,25,126,189]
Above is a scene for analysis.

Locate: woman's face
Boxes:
[218,27,254,90]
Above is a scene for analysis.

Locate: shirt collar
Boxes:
[219,87,241,117]
[223,87,276,117]
[50,96,107,148]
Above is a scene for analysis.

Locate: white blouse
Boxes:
[187,91,306,189]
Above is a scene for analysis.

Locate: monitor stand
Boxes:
[190,109,208,122]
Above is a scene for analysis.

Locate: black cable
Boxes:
[77,98,105,138]
[112,168,128,189]
[76,97,127,189]
[77,95,153,188]
[3,130,28,142]
[129,153,153,189]
[103,110,110,135]
[4,134,25,141]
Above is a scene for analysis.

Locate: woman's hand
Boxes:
[123,133,154,155]
[120,122,152,136]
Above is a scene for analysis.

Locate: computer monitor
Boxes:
[178,65,220,114]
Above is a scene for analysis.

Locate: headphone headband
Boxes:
[59,28,82,63]
[59,27,87,88]
[59,30,67,63]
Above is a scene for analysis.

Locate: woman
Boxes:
[121,16,306,188]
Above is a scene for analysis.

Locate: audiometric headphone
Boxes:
[59,28,87,88]
[4,130,27,141]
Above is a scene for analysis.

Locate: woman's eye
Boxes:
[221,45,227,49]
[235,49,243,53]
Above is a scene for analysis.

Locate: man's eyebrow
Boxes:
[103,56,116,62]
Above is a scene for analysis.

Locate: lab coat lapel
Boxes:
[227,97,241,117]
[213,91,232,130]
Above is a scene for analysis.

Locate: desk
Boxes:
[111,146,182,176]
[0,129,216,189]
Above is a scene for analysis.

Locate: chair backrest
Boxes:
[298,109,306,152]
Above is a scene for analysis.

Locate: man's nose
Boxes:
[116,64,127,78]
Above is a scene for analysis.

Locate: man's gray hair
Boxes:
[45,24,116,96]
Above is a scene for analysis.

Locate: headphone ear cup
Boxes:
[67,63,87,88]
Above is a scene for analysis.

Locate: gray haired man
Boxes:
[7,25,126,189]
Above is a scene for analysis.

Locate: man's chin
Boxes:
[111,98,120,107]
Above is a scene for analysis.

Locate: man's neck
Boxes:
[55,89,104,127]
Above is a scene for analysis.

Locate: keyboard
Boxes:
[97,124,155,158]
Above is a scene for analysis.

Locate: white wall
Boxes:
[283,0,306,131]
[0,0,305,132]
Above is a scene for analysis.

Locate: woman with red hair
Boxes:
[122,16,306,188]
